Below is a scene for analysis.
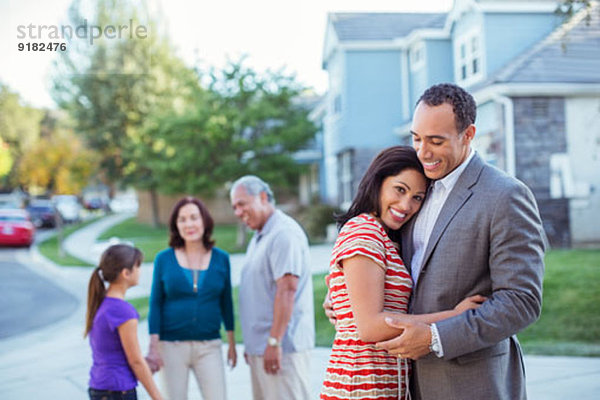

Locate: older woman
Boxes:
[146,197,236,400]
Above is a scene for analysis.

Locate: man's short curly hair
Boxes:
[417,83,476,133]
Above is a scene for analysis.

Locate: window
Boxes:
[410,42,425,71]
[338,150,353,208]
[455,29,483,85]
[333,95,342,114]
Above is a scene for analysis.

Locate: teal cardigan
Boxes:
[148,247,234,341]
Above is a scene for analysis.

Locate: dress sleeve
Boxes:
[334,217,387,272]
[148,252,165,335]
[220,252,235,332]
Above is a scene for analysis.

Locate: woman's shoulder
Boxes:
[211,246,230,260]
[342,213,385,235]
[156,247,174,258]
[154,247,175,266]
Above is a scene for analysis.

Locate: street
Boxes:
[0,248,78,339]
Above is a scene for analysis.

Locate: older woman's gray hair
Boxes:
[230,175,275,205]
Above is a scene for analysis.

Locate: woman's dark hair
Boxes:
[85,244,143,337]
[335,146,428,241]
[168,196,216,249]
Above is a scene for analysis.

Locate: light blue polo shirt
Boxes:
[239,209,315,355]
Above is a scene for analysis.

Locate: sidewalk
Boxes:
[1,214,599,399]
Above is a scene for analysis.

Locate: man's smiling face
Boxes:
[410,101,474,180]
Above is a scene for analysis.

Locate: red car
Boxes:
[0,209,35,247]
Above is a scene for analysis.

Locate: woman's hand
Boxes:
[146,334,163,374]
[454,294,487,313]
[225,330,237,369]
[227,343,237,369]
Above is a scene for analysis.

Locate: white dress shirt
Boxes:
[410,149,475,286]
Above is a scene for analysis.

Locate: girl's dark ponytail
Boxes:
[85,267,106,337]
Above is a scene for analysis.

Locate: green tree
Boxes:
[557,1,593,18]
[0,83,44,187]
[139,60,317,197]
[17,117,98,195]
[0,138,12,179]
[51,0,197,193]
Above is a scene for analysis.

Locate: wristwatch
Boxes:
[429,324,442,357]
[267,336,281,347]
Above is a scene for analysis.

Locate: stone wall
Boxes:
[513,97,570,248]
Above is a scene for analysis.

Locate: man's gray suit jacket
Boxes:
[401,152,545,400]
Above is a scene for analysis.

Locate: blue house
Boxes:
[320,0,600,248]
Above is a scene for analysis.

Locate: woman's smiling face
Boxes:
[378,168,427,231]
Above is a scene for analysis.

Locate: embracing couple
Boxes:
[321,83,545,400]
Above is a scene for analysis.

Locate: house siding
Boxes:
[483,13,559,77]
[344,50,405,149]
[513,97,570,248]
[425,39,455,87]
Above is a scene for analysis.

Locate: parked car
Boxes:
[0,209,35,247]
[52,195,82,223]
[84,197,108,211]
[109,194,138,213]
[26,199,57,228]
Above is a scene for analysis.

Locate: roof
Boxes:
[330,12,447,41]
[486,5,600,84]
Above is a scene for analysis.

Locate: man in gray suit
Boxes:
[377,83,545,399]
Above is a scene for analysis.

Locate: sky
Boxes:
[0,0,453,108]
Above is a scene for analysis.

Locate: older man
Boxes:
[230,175,314,400]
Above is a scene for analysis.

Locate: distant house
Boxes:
[320,0,600,247]
[294,94,326,206]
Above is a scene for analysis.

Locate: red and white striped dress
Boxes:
[321,213,412,400]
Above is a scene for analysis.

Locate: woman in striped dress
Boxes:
[320,146,485,400]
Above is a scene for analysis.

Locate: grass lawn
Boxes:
[98,217,243,261]
[37,217,102,267]
[517,249,600,356]
[127,249,600,354]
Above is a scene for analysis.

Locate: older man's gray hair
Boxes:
[230,175,275,204]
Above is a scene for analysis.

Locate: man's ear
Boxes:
[259,191,268,204]
[464,124,476,142]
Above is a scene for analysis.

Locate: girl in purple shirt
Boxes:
[85,244,163,400]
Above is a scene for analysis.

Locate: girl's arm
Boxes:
[118,319,163,400]
[344,255,485,343]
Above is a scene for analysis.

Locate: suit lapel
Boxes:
[417,154,485,281]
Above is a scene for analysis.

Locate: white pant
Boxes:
[246,351,311,400]
[159,339,226,400]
